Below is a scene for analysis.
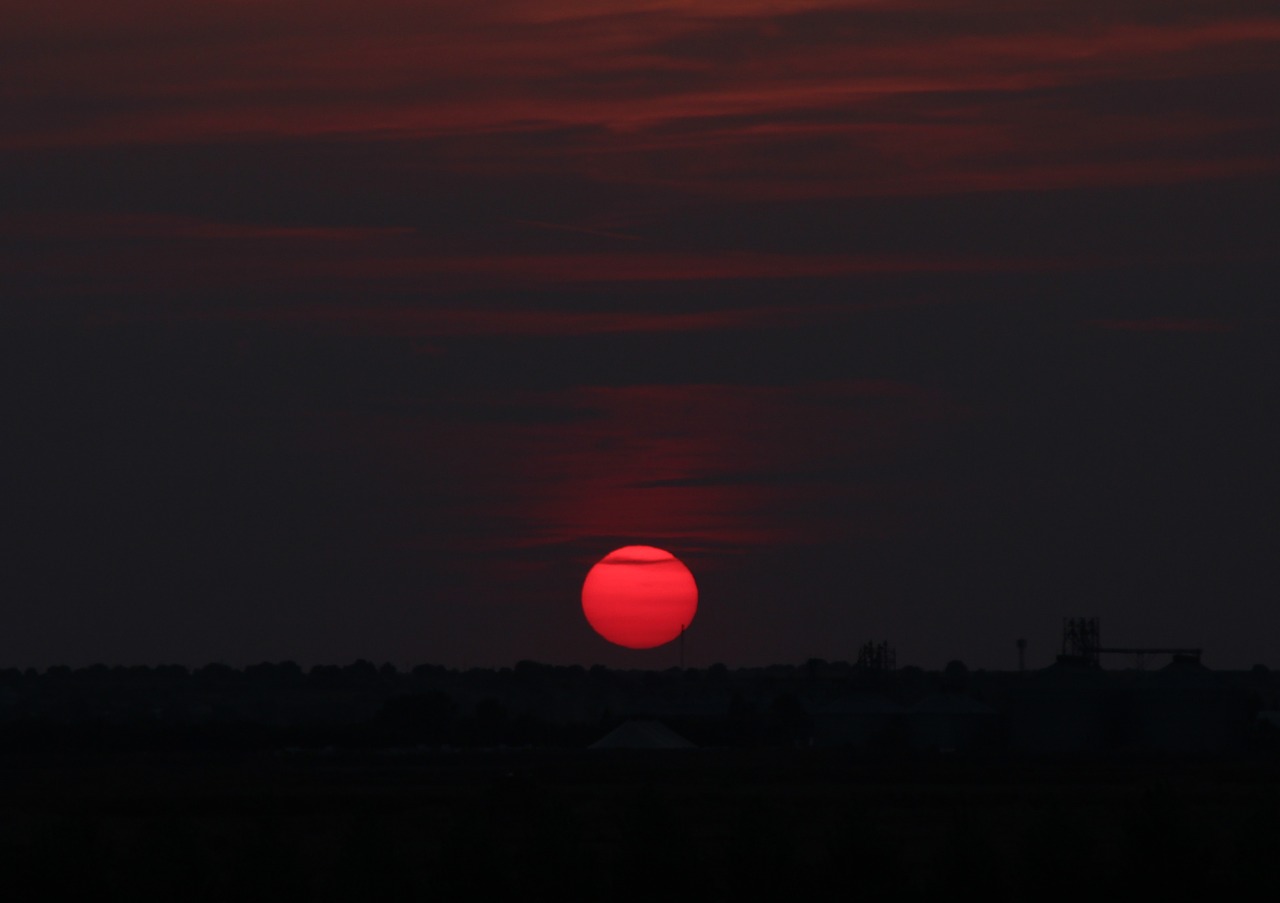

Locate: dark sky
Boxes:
[4,1,1279,670]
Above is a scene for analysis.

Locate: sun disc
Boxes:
[581,545,698,649]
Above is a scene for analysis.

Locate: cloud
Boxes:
[4,0,1276,200]
[1086,317,1237,333]
[481,381,968,546]
[4,0,1276,321]
[3,206,1084,308]
[0,211,416,242]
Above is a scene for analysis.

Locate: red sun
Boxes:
[581,546,698,649]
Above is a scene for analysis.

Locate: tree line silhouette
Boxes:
[3,657,1279,755]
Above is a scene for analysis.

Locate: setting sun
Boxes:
[581,546,698,649]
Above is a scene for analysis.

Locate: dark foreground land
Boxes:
[4,748,1280,902]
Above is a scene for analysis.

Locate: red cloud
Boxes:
[4,1,1276,200]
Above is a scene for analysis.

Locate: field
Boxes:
[3,749,1279,901]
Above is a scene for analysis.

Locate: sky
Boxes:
[4,0,1279,671]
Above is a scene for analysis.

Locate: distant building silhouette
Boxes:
[856,641,896,671]
[590,720,694,750]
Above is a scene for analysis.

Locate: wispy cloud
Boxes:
[4,207,1087,305]
[1087,317,1237,333]
[5,0,1276,198]
[383,380,969,556]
